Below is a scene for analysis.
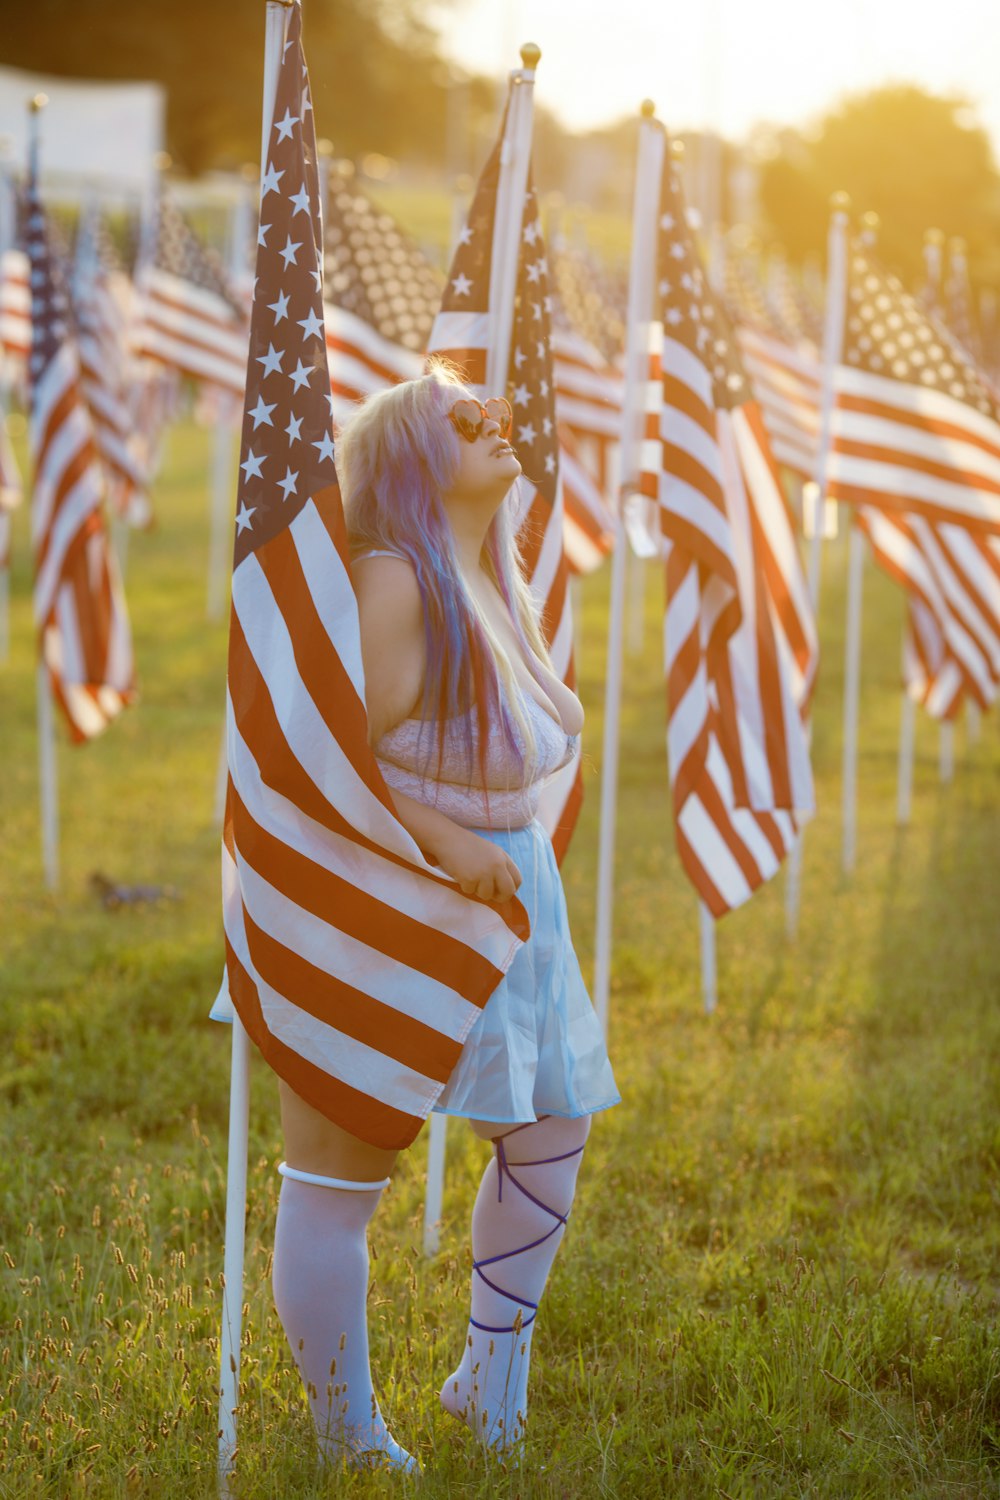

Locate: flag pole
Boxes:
[0,156,15,663]
[205,183,247,624]
[27,95,60,892]
[784,191,849,934]
[842,520,865,872]
[841,210,880,875]
[484,42,539,396]
[921,228,956,784]
[592,102,663,1035]
[217,4,286,1489]
[424,41,542,1260]
[897,669,917,823]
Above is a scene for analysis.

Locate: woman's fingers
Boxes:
[491,868,517,903]
[505,856,522,891]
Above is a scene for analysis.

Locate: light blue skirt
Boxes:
[432,819,621,1125]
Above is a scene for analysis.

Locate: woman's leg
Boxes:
[440,1112,592,1452]
[272,1084,417,1471]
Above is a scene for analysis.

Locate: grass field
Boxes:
[1,418,998,1498]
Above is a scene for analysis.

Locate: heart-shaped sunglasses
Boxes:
[447,396,514,443]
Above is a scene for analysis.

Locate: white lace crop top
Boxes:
[376,690,578,830]
[359,550,579,830]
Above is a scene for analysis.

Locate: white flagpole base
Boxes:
[897,691,916,825]
[36,660,59,891]
[593,509,628,1039]
[784,832,804,941]
[0,567,8,665]
[965,698,981,747]
[217,1016,251,1491]
[841,527,865,874]
[422,1112,447,1257]
[571,574,584,665]
[626,545,645,655]
[207,422,236,623]
[111,514,129,585]
[699,901,717,1015]
[939,721,954,782]
[215,711,229,826]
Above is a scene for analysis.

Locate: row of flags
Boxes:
[4,2,999,1137]
[722,223,1000,724]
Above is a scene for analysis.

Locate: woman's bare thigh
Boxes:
[279,1081,399,1181]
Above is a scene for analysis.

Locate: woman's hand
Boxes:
[432,823,523,903]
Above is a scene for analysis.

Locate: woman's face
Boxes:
[445,394,522,502]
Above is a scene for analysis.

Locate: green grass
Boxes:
[1,420,999,1497]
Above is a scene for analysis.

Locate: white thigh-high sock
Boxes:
[272,1163,418,1473]
[439,1113,591,1452]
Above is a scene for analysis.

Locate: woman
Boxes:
[270,361,620,1473]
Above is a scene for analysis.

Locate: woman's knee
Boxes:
[278,1081,399,1182]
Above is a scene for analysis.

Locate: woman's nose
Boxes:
[481,416,502,439]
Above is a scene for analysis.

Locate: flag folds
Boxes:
[218,0,528,1151]
[27,143,134,742]
[831,239,1000,718]
[427,90,583,861]
[640,135,817,917]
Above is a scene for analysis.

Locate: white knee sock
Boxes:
[440,1114,591,1451]
[272,1164,418,1472]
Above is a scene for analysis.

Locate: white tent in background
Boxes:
[0,64,165,194]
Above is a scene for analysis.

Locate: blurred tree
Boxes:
[1,0,470,173]
[757,85,1000,292]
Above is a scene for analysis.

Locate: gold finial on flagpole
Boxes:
[520,41,541,71]
[830,190,850,213]
[861,210,880,233]
[30,93,48,114]
[670,138,685,160]
[924,226,944,247]
[640,99,656,119]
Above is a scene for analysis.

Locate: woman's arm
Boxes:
[353,554,521,902]
[386,785,522,903]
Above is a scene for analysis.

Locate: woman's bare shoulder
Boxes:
[352,552,423,627]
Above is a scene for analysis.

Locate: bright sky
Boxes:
[433,0,1000,155]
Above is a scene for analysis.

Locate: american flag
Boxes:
[722,235,822,486]
[427,98,583,861]
[1,245,31,374]
[830,240,1000,717]
[558,422,615,575]
[26,152,134,743]
[131,195,249,395]
[217,0,529,1152]
[321,170,438,418]
[0,408,22,571]
[828,242,1000,532]
[549,243,625,574]
[640,135,817,917]
[72,205,150,528]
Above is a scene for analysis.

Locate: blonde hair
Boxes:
[336,359,554,777]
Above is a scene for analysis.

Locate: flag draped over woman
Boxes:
[216,0,528,1152]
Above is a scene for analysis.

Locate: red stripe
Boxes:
[224,938,425,1150]
[230,782,502,996]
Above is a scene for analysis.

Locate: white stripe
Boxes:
[835,362,1000,449]
[232,552,418,856]
[288,501,367,701]
[234,845,476,1035]
[677,792,754,909]
[828,448,1000,527]
[427,310,491,358]
[221,846,441,1117]
[832,406,1000,492]
[34,467,104,624]
[661,335,715,407]
[226,698,516,957]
